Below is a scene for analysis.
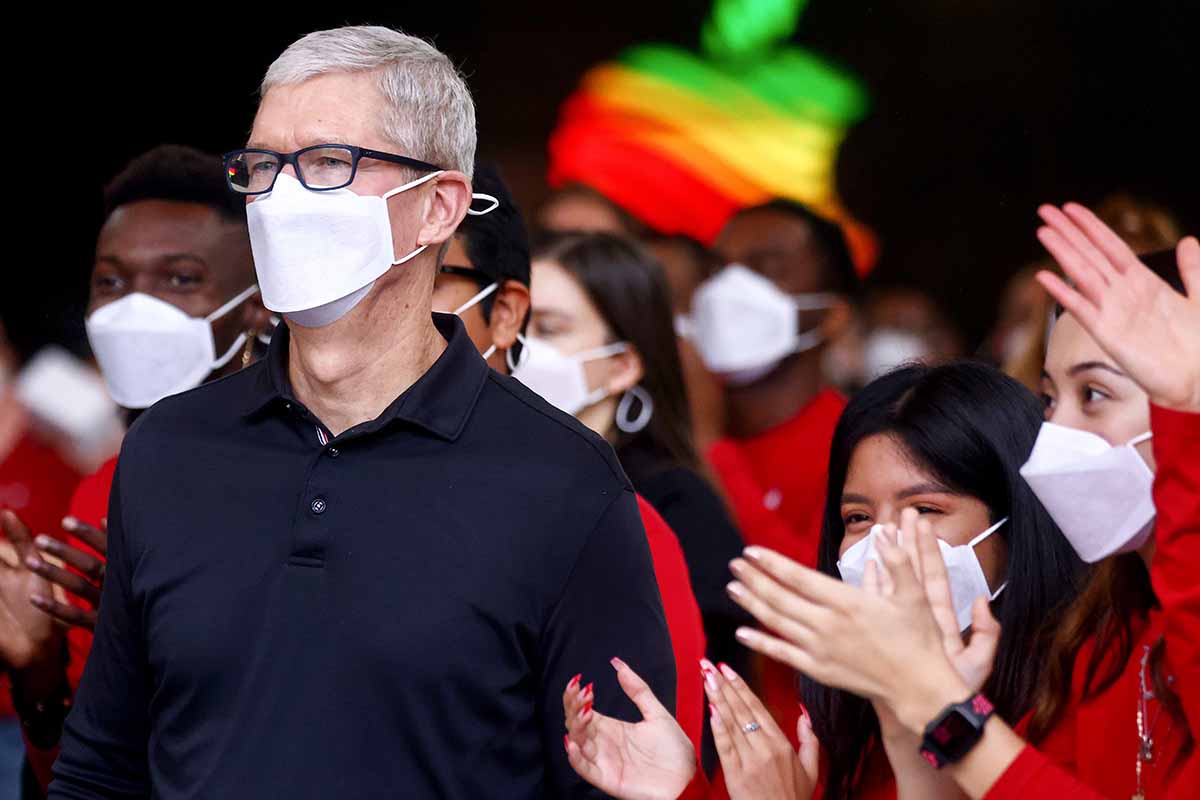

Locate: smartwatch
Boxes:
[919,693,995,768]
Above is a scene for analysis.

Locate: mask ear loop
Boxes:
[452,282,499,316]
[467,193,500,216]
[204,285,262,370]
[788,294,836,354]
[616,385,654,434]
[968,516,1010,599]
[381,171,445,267]
[507,333,531,372]
[1127,431,1154,447]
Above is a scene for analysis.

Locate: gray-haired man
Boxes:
[50,26,675,799]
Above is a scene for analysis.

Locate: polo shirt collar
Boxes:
[243,312,488,442]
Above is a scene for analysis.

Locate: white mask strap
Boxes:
[1127,431,1154,448]
[380,170,444,201]
[212,332,249,370]
[507,333,530,372]
[393,244,429,267]
[452,282,499,316]
[205,285,260,324]
[968,516,1009,549]
[574,342,629,363]
[468,193,500,216]
[482,344,497,360]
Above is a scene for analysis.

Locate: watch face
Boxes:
[933,709,980,759]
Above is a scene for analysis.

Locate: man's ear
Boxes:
[417,171,472,247]
[820,297,854,341]
[604,346,645,396]
[487,280,531,351]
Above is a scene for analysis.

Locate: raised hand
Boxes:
[703,658,817,800]
[726,542,969,737]
[563,657,697,800]
[1036,203,1200,412]
[27,516,107,630]
[0,511,63,671]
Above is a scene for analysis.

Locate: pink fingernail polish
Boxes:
[610,656,627,671]
[718,662,738,681]
[699,658,716,675]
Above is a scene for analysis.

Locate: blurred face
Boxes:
[248,72,434,280]
[91,200,257,358]
[538,190,628,236]
[838,433,1005,590]
[714,208,827,295]
[528,258,641,427]
[1042,311,1154,469]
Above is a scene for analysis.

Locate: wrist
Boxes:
[892,662,970,738]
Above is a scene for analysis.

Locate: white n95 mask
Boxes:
[684,264,834,386]
[85,286,260,409]
[511,335,628,416]
[1020,422,1155,563]
[246,171,442,328]
[837,518,1008,631]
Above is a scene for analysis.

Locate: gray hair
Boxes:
[262,26,476,176]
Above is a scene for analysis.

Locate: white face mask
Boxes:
[862,328,932,380]
[246,171,442,328]
[684,264,833,386]
[85,286,260,409]
[837,518,1008,631]
[1019,422,1155,563]
[511,335,628,415]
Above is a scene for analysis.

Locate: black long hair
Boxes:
[802,361,1085,799]
[532,232,698,471]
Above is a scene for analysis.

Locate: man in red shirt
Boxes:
[688,199,860,745]
[0,144,269,790]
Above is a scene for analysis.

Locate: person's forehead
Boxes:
[98,200,231,254]
[716,208,812,255]
[845,434,930,492]
[1044,313,1109,374]
[250,72,390,151]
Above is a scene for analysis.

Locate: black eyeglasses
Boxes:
[222,144,443,195]
[438,265,492,286]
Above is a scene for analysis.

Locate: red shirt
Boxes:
[0,430,81,722]
[637,494,708,761]
[705,389,846,748]
[24,455,114,791]
[986,405,1199,800]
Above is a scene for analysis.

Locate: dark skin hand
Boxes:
[28,517,107,631]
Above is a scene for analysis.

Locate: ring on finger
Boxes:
[742,721,761,733]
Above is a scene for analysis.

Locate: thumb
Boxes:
[1178,236,1200,300]
[796,706,820,787]
[612,657,670,721]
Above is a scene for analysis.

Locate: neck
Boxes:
[287,268,445,437]
[579,395,619,443]
[724,352,824,439]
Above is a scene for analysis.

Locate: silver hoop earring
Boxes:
[616,386,653,434]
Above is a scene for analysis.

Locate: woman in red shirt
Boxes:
[729,207,1198,798]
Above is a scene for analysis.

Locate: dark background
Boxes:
[10,0,1197,359]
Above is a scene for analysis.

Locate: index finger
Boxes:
[742,546,860,605]
[1062,203,1146,276]
[62,517,107,556]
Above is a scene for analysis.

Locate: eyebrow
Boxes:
[1066,361,1128,378]
[895,482,958,500]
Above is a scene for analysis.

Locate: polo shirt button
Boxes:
[311,497,327,515]
[327,447,340,458]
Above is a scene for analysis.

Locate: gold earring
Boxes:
[241,330,258,369]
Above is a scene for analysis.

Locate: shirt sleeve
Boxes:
[541,487,678,798]
[49,460,152,799]
[984,745,1107,800]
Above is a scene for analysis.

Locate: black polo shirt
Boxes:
[51,313,675,800]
